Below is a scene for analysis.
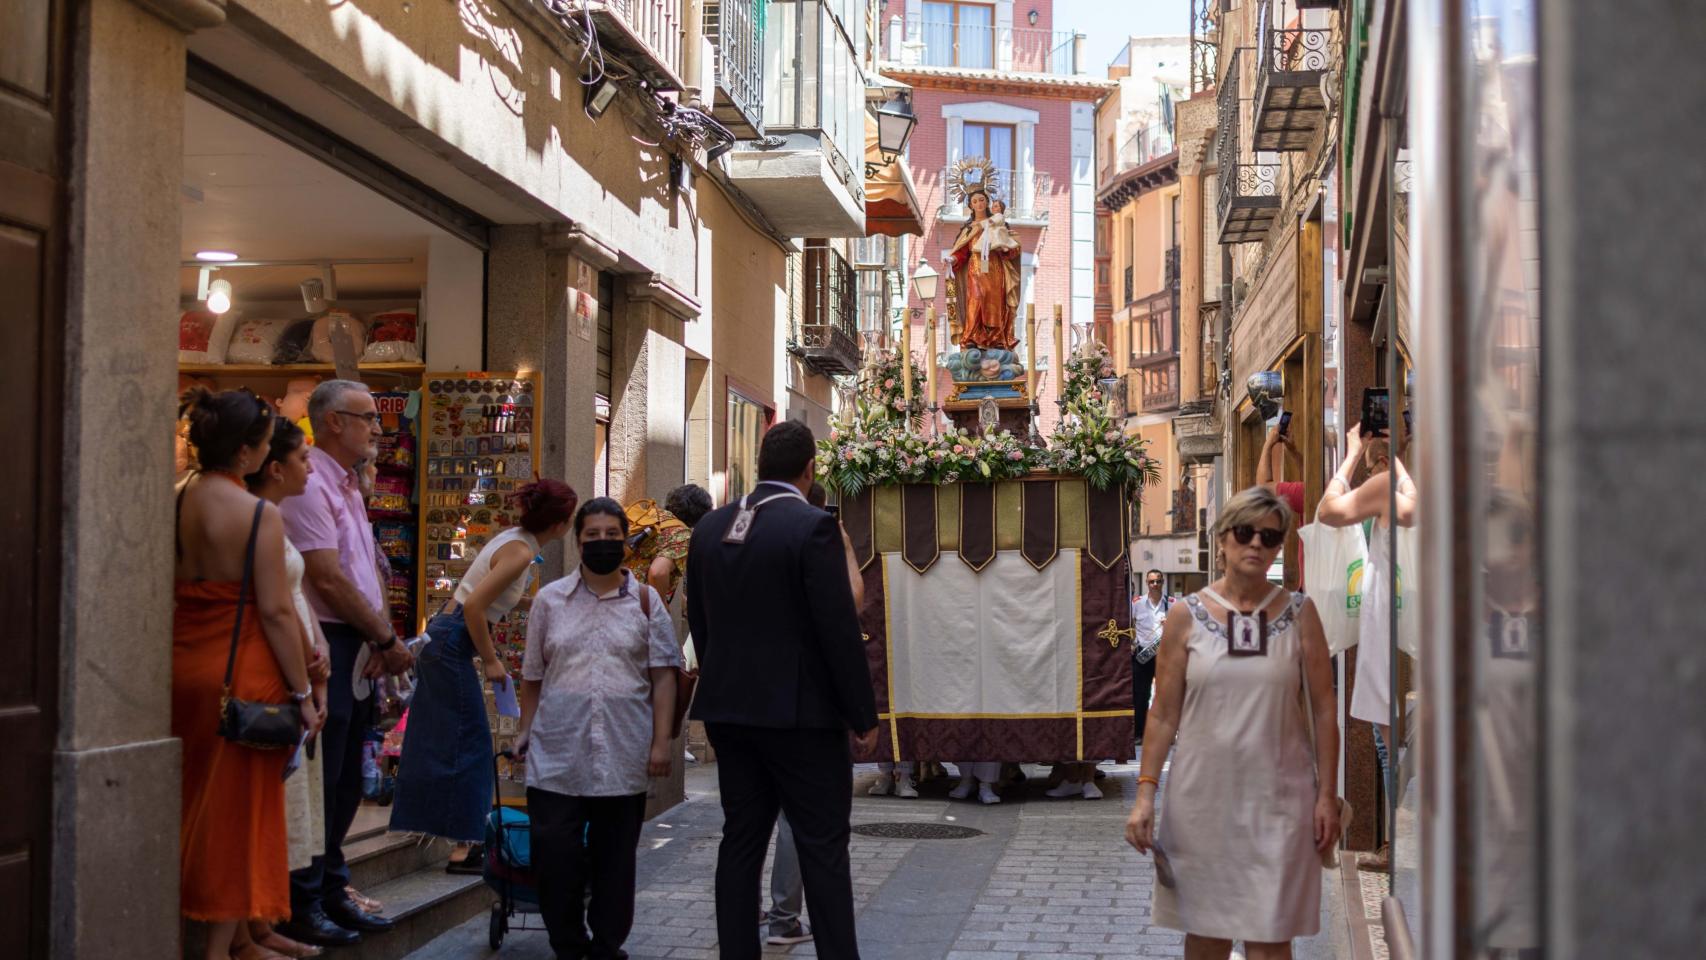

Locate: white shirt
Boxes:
[453,527,539,619]
[522,569,682,797]
[1132,593,1171,650]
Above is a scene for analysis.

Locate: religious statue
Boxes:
[946,157,1022,354]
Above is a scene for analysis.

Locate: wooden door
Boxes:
[0,0,69,955]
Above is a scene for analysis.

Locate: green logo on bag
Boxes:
[1346,558,1364,612]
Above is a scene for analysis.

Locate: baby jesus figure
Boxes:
[977,199,1017,267]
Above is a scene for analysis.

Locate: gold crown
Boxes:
[947,156,1000,204]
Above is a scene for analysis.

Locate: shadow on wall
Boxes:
[233,0,679,217]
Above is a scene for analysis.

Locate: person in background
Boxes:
[244,417,333,960]
[390,479,578,871]
[173,389,320,960]
[517,498,680,959]
[1126,486,1341,959]
[624,483,713,606]
[687,422,879,960]
[1316,421,1417,873]
[276,380,414,949]
[1257,424,1307,588]
[1129,569,1173,746]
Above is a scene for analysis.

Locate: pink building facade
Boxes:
[879,0,1112,424]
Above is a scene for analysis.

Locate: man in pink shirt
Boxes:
[276,380,414,948]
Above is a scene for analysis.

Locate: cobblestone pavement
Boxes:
[407,760,1349,960]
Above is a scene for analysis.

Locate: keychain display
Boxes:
[419,372,540,688]
[371,390,419,639]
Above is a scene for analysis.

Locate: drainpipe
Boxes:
[682,0,706,111]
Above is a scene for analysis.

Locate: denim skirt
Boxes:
[389,609,493,842]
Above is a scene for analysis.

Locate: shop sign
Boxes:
[1229,227,1299,391]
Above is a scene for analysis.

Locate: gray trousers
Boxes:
[764,813,804,932]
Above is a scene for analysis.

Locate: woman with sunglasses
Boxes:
[1124,487,1340,960]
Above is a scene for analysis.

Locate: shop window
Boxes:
[726,385,773,501]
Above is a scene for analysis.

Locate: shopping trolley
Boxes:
[484,751,540,949]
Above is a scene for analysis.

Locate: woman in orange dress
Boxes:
[175,388,322,959]
[948,188,1022,351]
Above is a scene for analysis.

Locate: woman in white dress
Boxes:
[1125,487,1340,959]
[1317,422,1417,870]
[246,417,332,959]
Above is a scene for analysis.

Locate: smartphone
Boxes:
[1402,406,1413,438]
[825,504,841,520]
[1361,388,1391,437]
[1277,410,1293,437]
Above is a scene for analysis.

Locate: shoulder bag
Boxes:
[637,584,697,740]
[216,500,303,749]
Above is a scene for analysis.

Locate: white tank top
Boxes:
[453,527,540,620]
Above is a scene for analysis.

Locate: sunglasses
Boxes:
[1230,524,1286,549]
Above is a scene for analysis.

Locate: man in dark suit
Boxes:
[686,420,879,960]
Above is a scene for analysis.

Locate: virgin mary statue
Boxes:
[947,184,1021,352]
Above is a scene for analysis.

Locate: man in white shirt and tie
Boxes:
[1131,569,1173,746]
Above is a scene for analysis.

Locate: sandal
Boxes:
[231,943,290,960]
[344,885,384,914]
[446,842,485,875]
[256,931,322,959]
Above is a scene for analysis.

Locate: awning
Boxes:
[864,113,925,237]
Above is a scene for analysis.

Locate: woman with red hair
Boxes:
[390,478,577,864]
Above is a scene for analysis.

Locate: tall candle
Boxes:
[925,308,938,414]
[900,317,914,428]
[1054,304,1067,401]
[1025,303,1038,401]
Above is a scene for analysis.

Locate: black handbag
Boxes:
[216,499,301,750]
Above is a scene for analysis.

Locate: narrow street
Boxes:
[408,763,1349,960]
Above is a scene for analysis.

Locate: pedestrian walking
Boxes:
[173,389,320,960]
[276,380,414,949]
[1125,486,1342,959]
[389,479,577,865]
[1130,568,1173,745]
[686,421,879,960]
[624,483,713,605]
[516,497,680,959]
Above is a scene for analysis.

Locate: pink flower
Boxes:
[953,444,965,454]
[1104,430,1121,442]
[884,378,896,389]
[842,449,855,461]
[1008,450,1024,460]
[1091,391,1102,401]
[893,399,906,410]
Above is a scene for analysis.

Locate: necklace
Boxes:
[202,469,246,488]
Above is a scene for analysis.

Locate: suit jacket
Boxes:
[686,481,879,733]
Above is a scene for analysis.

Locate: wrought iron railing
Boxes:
[705,0,764,136]
[938,165,1054,221]
[1216,50,1281,243]
[798,243,862,375]
[1253,0,1332,148]
[1192,0,1220,93]
[1123,265,1134,306]
[1163,245,1181,291]
[894,15,1079,75]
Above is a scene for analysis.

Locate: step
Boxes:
[338,865,491,960]
[347,831,457,892]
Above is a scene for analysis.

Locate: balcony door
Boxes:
[922,1,995,70]
[962,121,1015,201]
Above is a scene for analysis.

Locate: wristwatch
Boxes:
[374,634,399,652]
[288,689,311,703]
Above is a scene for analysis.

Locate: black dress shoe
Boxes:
[325,896,396,933]
[276,905,362,947]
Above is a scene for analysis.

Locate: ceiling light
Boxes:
[206,278,233,314]
[195,250,239,262]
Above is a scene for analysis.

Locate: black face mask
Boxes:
[581,539,625,575]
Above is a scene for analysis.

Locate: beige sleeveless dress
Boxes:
[1151,587,1321,942]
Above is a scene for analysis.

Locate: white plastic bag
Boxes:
[1299,520,1367,654]
[1393,524,1421,659]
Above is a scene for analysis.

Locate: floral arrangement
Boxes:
[817,338,1158,495]
[857,346,927,425]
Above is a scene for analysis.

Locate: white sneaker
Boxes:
[978,783,1002,805]
[894,776,919,799]
[1081,781,1103,800]
[948,778,975,800]
[868,774,894,796]
[1045,780,1081,799]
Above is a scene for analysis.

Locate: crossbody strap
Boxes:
[222,499,266,695]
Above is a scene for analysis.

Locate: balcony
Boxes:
[1191,0,1220,94]
[1253,0,1332,151]
[704,0,764,137]
[793,243,862,375]
[577,0,686,92]
[1217,49,1281,244]
[1140,362,1181,413]
[1129,288,1178,370]
[887,14,1082,76]
[936,166,1053,224]
[728,0,866,236]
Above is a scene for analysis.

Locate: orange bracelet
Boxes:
[1137,775,1160,788]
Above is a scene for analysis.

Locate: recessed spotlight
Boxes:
[195,250,239,262]
[206,278,233,314]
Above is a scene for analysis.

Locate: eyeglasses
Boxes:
[1146,579,1163,586]
[332,409,382,427]
[1230,525,1287,549]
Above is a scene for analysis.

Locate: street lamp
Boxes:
[865,95,917,177]
[910,257,939,305]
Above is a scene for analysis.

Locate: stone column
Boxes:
[53,0,223,956]
[610,275,698,507]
